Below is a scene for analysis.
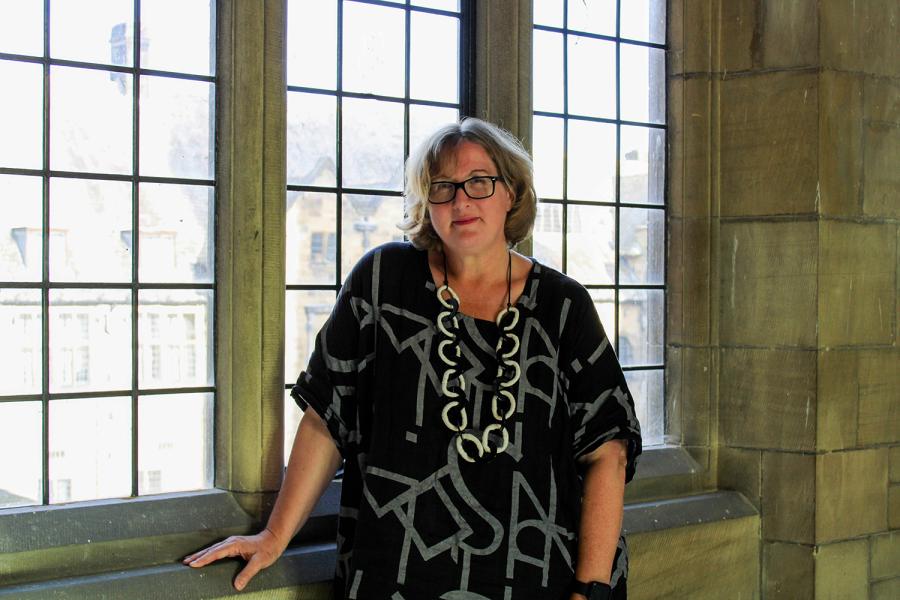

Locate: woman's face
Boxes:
[428,140,513,258]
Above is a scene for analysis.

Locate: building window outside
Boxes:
[0,1,216,509]
[532,0,666,445]
[283,0,465,461]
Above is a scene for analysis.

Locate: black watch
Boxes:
[571,579,612,600]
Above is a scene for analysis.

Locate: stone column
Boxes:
[670,0,899,597]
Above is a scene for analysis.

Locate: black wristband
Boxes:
[571,579,612,600]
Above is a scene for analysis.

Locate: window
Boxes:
[283,0,465,460]
[532,0,666,445]
[0,1,216,508]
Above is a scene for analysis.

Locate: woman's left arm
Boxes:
[570,438,628,599]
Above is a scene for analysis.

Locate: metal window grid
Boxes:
[0,0,217,504]
[283,0,473,387]
[532,0,668,381]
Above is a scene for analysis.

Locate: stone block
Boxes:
[719,0,755,73]
[682,78,712,218]
[819,220,896,347]
[667,218,684,345]
[865,76,900,126]
[816,349,859,451]
[818,71,863,217]
[682,218,711,345]
[668,0,684,76]
[667,77,685,217]
[682,0,712,74]
[720,72,818,217]
[814,539,868,600]
[820,0,900,77]
[720,0,818,71]
[720,348,817,451]
[759,0,818,70]
[719,446,762,510]
[857,349,900,445]
[816,448,889,542]
[863,122,900,218]
[665,346,683,443]
[890,484,900,530]
[872,578,900,600]
[762,451,815,543]
[720,221,817,347]
[891,446,900,483]
[681,347,711,446]
[763,542,814,600]
[629,516,759,600]
[871,531,900,580]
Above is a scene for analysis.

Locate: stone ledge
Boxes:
[624,490,758,536]
[0,543,336,600]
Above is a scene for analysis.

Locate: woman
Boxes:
[184,118,641,599]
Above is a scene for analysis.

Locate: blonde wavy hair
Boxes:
[400,118,537,251]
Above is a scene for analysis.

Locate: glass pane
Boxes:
[566,204,615,284]
[0,60,42,169]
[624,368,663,445]
[0,1,43,56]
[50,66,133,175]
[620,208,664,285]
[138,289,213,389]
[342,98,404,190]
[49,289,131,393]
[567,0,615,36]
[532,202,563,272]
[341,194,405,280]
[532,116,563,199]
[620,125,665,205]
[342,2,405,97]
[534,0,563,28]
[49,177,131,283]
[140,0,214,75]
[49,396,131,503]
[287,0,337,89]
[287,92,337,187]
[0,401,42,508]
[0,289,42,396]
[619,290,664,367]
[567,120,616,202]
[285,289,336,395]
[620,44,666,124]
[138,393,213,495]
[588,288,615,341]
[410,12,459,103]
[139,183,214,284]
[287,191,337,286]
[533,30,564,114]
[51,0,133,66]
[284,389,304,466]
[568,35,616,119]
[0,175,43,282]
[411,0,459,11]
[409,105,458,155]
[140,76,214,179]
[621,0,666,44]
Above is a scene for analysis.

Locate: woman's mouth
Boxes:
[452,217,479,226]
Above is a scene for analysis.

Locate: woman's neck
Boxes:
[441,244,510,288]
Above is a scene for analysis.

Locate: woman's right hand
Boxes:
[182,527,287,591]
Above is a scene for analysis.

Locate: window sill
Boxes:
[0,482,340,591]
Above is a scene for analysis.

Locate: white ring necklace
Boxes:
[436,250,521,463]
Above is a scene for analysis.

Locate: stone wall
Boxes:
[668,0,900,597]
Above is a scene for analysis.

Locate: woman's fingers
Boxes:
[233,552,269,591]
[184,537,245,568]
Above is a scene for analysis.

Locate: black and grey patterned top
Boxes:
[291,242,641,600]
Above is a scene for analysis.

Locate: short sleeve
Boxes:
[561,286,642,482]
[290,272,366,459]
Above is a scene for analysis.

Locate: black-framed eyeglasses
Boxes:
[427,176,504,204]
